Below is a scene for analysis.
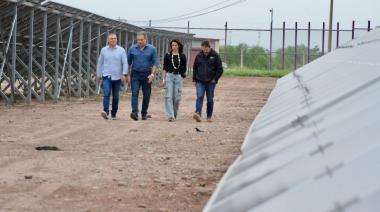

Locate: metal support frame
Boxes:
[78,20,83,97]
[86,22,91,97]
[0,1,194,106]
[54,15,60,102]
[41,11,47,102]
[57,18,73,100]
[27,8,34,104]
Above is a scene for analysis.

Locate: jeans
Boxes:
[196,81,216,118]
[102,76,121,117]
[131,71,151,115]
[165,73,183,119]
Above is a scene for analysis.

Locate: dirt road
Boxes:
[0,77,276,212]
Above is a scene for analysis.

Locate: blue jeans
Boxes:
[102,76,121,117]
[131,71,151,115]
[196,81,216,118]
[165,73,183,119]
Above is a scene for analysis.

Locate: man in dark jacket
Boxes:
[193,40,223,122]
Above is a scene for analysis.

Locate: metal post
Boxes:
[336,22,340,48]
[367,20,371,32]
[187,21,190,34]
[27,8,34,104]
[189,36,193,73]
[78,20,84,97]
[96,25,101,56]
[54,15,60,102]
[11,5,18,104]
[41,11,47,102]
[281,21,285,70]
[86,23,91,97]
[294,22,298,70]
[124,31,129,50]
[352,20,355,39]
[58,19,74,99]
[322,22,325,55]
[68,19,73,98]
[118,30,122,46]
[0,6,17,82]
[328,0,334,52]
[269,21,273,70]
[307,22,311,63]
[224,21,227,63]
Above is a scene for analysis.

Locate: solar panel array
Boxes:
[204,29,380,212]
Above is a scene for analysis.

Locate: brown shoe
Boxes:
[141,114,148,120]
[193,113,201,122]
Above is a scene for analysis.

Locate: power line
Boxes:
[152,0,235,22]
[155,0,248,23]
[127,0,248,24]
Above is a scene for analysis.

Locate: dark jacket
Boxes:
[193,49,223,83]
[163,52,187,78]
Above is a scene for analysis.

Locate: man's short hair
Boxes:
[136,31,147,39]
[201,40,211,48]
[107,33,117,38]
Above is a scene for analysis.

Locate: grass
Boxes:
[224,67,292,78]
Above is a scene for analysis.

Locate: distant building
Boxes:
[191,37,220,67]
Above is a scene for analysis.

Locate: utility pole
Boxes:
[328,0,334,52]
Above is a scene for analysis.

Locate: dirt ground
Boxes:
[0,77,276,212]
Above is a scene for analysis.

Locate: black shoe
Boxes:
[141,114,148,120]
[130,112,138,121]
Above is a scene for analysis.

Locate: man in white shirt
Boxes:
[96,33,128,120]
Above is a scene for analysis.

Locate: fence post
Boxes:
[336,22,340,48]
[307,22,311,63]
[294,22,298,70]
[269,21,273,70]
[367,20,371,32]
[352,20,355,39]
[282,21,285,70]
[322,22,325,56]
[328,0,334,52]
[224,22,228,64]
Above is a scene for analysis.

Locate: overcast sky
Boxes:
[53,0,379,47]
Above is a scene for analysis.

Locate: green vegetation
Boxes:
[220,44,321,70]
[224,66,291,78]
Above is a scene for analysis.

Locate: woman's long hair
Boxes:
[169,39,183,54]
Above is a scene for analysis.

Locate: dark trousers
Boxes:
[131,71,151,115]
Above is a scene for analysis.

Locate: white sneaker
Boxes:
[101,111,108,120]
[193,113,201,122]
